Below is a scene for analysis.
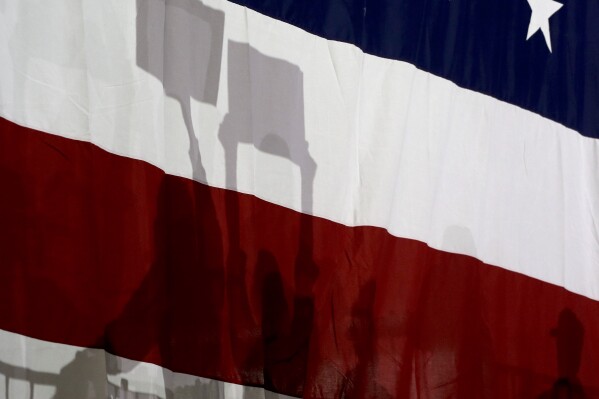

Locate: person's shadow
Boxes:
[337,280,392,399]
[103,0,227,383]
[104,173,226,383]
[0,348,134,399]
[53,349,113,399]
[538,308,586,399]
[216,41,318,396]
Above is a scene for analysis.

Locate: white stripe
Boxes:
[1,0,598,299]
[0,329,296,399]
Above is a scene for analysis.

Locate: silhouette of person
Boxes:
[538,309,586,399]
[104,176,226,384]
[217,40,318,396]
[103,0,227,385]
[338,280,392,399]
[52,349,107,399]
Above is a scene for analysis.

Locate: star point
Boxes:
[526,0,563,52]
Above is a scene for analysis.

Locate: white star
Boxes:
[526,0,563,52]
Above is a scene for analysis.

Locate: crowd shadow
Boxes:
[8,0,319,396]
[6,2,599,398]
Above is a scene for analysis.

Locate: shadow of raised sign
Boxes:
[137,0,225,181]
[219,40,316,215]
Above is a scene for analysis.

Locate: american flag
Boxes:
[0,0,598,397]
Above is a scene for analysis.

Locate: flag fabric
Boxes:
[0,0,598,398]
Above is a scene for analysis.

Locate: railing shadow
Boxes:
[0,348,248,398]
[0,349,160,399]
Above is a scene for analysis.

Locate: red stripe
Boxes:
[1,117,598,398]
